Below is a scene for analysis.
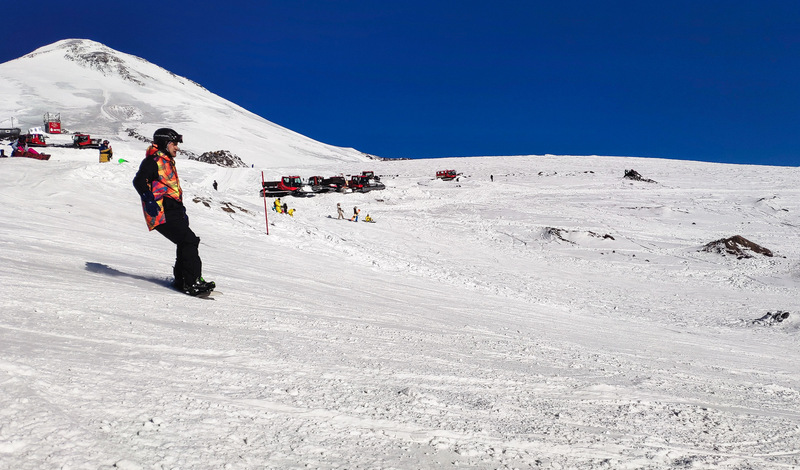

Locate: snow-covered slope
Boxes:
[1,149,799,469]
[0,39,370,167]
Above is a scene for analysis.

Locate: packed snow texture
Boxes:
[2,38,799,470]
[1,149,799,469]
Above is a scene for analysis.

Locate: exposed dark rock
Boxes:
[192,197,252,215]
[752,311,790,325]
[624,169,657,183]
[588,231,615,240]
[44,39,208,90]
[125,128,151,143]
[193,197,211,208]
[63,45,147,85]
[544,227,615,244]
[545,227,574,244]
[701,235,773,259]
[190,150,247,168]
[364,152,407,161]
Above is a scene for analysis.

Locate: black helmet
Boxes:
[153,128,182,148]
[103,140,109,144]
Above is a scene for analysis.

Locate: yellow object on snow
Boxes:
[99,148,113,163]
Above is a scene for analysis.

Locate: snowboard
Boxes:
[172,282,218,300]
[182,289,219,300]
[195,290,220,300]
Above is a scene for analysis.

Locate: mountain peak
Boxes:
[22,38,169,87]
[1,39,370,167]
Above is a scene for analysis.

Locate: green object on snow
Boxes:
[118,158,128,163]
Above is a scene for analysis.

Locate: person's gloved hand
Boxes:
[141,192,160,217]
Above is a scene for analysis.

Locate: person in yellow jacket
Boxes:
[98,140,113,163]
[132,128,214,296]
[274,198,283,213]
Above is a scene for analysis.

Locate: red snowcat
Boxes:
[73,134,101,149]
[260,176,312,197]
[436,170,458,180]
[24,133,48,147]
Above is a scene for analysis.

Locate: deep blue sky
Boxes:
[2,1,798,166]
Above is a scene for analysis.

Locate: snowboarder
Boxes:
[350,206,361,222]
[274,198,283,213]
[98,140,113,163]
[364,214,374,223]
[213,180,218,191]
[132,128,214,296]
[337,203,344,219]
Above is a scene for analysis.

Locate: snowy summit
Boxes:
[1,40,800,469]
[0,39,371,168]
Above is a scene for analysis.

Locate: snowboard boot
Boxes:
[183,277,215,296]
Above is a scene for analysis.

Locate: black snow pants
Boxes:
[154,197,202,285]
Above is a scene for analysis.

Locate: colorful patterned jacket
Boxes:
[132,145,183,230]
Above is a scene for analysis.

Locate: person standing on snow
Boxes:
[336,203,344,219]
[98,140,113,163]
[350,206,361,222]
[132,128,214,296]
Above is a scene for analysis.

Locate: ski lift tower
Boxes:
[43,112,61,134]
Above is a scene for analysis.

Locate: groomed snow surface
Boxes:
[1,149,799,469]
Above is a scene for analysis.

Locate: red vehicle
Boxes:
[278,176,304,192]
[322,176,348,191]
[350,175,386,192]
[73,133,101,149]
[24,133,48,147]
[349,175,367,191]
[260,176,311,197]
[307,176,334,193]
[436,170,458,180]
